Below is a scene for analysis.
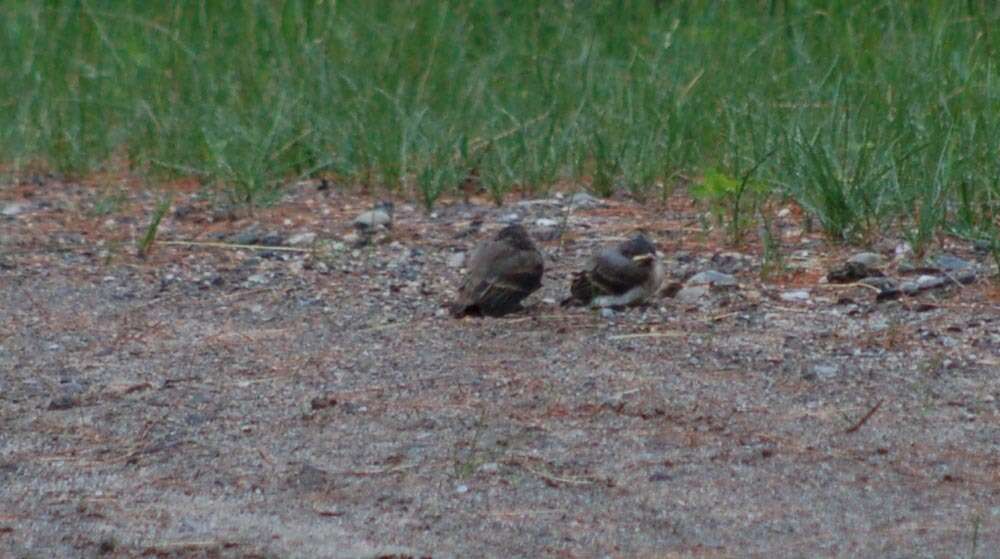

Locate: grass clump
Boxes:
[1,1,999,245]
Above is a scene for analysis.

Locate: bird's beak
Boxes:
[631,254,655,262]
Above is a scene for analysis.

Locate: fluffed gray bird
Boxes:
[450,224,545,318]
[562,233,664,308]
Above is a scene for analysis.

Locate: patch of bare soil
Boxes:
[1,177,998,558]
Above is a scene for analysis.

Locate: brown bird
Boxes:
[563,233,664,308]
[450,224,544,318]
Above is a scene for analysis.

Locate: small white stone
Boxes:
[288,232,317,246]
[780,290,811,302]
[535,218,559,228]
[354,209,391,229]
[455,484,469,494]
[1,203,26,217]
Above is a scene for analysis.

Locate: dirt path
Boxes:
[1,179,998,558]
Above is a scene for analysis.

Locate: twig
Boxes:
[845,399,884,434]
[157,240,312,253]
[521,463,597,486]
[332,463,421,477]
[817,282,882,294]
[607,332,684,341]
[708,312,740,322]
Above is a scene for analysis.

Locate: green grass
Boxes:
[2,1,1000,247]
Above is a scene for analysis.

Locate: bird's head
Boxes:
[620,232,657,261]
[495,224,536,250]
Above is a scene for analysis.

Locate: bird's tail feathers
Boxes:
[564,272,594,306]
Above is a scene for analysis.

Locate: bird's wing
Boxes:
[455,243,543,311]
[587,249,651,296]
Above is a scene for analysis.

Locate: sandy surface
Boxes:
[1,177,998,558]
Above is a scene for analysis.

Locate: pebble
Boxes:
[847,252,883,267]
[247,273,268,285]
[1,203,26,217]
[499,212,521,223]
[288,232,317,246]
[675,286,710,303]
[686,270,738,287]
[535,218,559,228]
[599,308,615,319]
[455,484,469,494]
[447,252,466,269]
[478,462,500,474]
[780,290,811,302]
[811,364,840,380]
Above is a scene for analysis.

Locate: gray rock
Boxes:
[848,252,883,268]
[951,270,977,284]
[229,225,263,245]
[354,209,392,230]
[499,212,521,223]
[599,308,615,319]
[780,290,811,302]
[447,252,466,269]
[261,231,284,246]
[860,276,897,290]
[1,203,26,217]
[247,273,269,285]
[916,275,946,290]
[860,276,901,301]
[928,254,972,272]
[899,280,920,296]
[534,218,559,228]
[568,192,600,207]
[687,270,738,287]
[288,232,317,246]
[710,252,753,275]
[675,286,710,303]
[896,260,919,274]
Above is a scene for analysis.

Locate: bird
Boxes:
[450,224,545,318]
[562,233,664,308]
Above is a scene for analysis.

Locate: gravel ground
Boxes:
[1,178,999,558]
